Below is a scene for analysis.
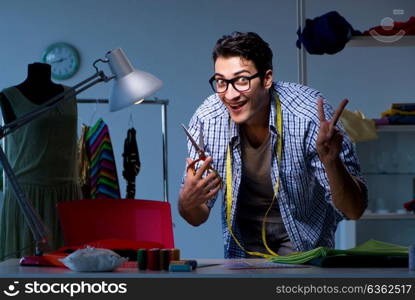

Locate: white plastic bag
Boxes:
[59,247,127,272]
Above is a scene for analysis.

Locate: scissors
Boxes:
[181,124,223,184]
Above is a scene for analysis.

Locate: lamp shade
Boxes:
[106,48,163,112]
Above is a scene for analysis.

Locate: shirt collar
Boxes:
[269,88,279,136]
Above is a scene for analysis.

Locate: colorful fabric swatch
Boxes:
[85,118,121,199]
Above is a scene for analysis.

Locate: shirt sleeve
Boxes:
[305,97,368,220]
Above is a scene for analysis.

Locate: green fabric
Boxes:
[308,254,408,268]
[269,240,408,265]
[0,86,81,261]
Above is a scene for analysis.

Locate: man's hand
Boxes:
[178,157,222,226]
[316,98,348,165]
[316,97,366,219]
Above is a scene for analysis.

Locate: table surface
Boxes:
[0,259,414,278]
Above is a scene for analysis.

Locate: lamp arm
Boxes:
[0,70,112,256]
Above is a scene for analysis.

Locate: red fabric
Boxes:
[403,199,415,212]
[363,16,415,35]
[59,238,164,252]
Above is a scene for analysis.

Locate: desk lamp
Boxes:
[0,48,163,262]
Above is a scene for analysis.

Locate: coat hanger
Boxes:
[128,111,134,128]
[89,99,99,126]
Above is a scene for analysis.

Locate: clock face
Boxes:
[41,43,80,80]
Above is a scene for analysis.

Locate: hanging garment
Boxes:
[0,86,81,260]
[85,118,121,199]
[78,124,91,198]
[122,128,140,199]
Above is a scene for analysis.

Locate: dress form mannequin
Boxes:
[0,63,81,260]
[0,63,64,123]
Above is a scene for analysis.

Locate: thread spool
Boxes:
[137,249,147,270]
[170,248,180,261]
[148,248,160,270]
[160,249,171,271]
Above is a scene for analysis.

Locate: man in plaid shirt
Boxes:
[179,32,367,258]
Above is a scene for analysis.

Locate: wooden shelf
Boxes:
[361,212,415,220]
[347,35,415,47]
[363,172,415,175]
[375,125,415,132]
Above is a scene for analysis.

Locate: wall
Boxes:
[0,0,413,257]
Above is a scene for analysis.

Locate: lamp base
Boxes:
[19,255,50,266]
[19,253,66,267]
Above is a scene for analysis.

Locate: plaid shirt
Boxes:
[185,81,367,258]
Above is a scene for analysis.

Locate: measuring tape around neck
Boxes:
[226,93,282,258]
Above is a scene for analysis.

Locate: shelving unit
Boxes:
[296,0,415,249]
[347,35,415,47]
[361,213,415,220]
[376,125,415,132]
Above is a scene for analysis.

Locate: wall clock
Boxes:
[41,42,80,80]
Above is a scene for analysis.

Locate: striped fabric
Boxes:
[183,81,368,258]
[85,118,121,199]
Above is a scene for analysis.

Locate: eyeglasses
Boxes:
[209,73,261,93]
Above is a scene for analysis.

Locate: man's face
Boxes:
[213,56,272,125]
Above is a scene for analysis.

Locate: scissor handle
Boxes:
[187,157,204,173]
[186,158,223,187]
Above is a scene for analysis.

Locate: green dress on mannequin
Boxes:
[0,63,81,260]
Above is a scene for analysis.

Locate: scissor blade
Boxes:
[181,124,203,153]
[198,123,204,150]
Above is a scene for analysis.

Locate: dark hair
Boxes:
[212,32,273,77]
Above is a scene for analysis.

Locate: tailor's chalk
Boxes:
[169,260,198,270]
[169,263,192,272]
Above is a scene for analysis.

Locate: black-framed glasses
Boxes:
[209,73,261,93]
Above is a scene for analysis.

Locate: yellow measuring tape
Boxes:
[226,94,282,258]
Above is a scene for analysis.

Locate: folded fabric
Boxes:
[269,240,408,265]
[381,108,415,118]
[309,254,408,268]
[388,115,415,125]
[403,199,415,212]
[340,109,377,142]
[391,103,415,112]
[373,117,390,126]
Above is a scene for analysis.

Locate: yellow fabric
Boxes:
[340,109,377,143]
[226,94,282,258]
[381,108,415,118]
